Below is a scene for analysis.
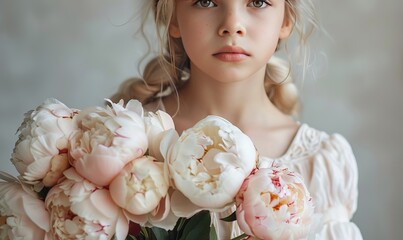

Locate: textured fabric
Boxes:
[145,100,362,239]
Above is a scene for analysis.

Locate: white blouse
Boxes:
[211,124,363,240]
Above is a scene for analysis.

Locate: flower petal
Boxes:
[170,190,203,218]
[22,195,50,231]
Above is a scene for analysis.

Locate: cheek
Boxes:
[179,21,213,56]
[181,20,211,41]
[251,11,284,33]
[250,20,283,45]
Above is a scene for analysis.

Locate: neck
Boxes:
[176,64,277,127]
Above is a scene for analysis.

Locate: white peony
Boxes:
[160,115,257,217]
[125,190,179,231]
[109,156,169,215]
[11,98,77,190]
[144,110,175,162]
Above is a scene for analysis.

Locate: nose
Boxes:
[218,8,246,37]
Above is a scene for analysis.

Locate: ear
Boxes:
[169,13,181,38]
[279,7,293,39]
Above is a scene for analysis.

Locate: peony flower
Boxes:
[160,115,257,217]
[11,98,77,190]
[235,166,314,240]
[109,156,178,230]
[125,190,179,230]
[69,99,148,186]
[0,172,50,239]
[45,168,128,240]
[109,156,169,215]
[144,110,175,162]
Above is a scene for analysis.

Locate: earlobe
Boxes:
[279,12,293,39]
[169,15,181,38]
[169,24,181,38]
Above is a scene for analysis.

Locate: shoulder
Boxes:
[286,124,356,162]
[290,124,359,186]
[260,124,359,187]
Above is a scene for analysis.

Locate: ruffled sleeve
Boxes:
[296,133,363,240]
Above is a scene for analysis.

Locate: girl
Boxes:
[112,0,363,239]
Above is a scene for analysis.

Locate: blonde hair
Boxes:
[111,0,318,116]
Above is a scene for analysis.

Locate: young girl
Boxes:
[112,0,363,239]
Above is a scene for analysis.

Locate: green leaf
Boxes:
[220,211,237,222]
[175,218,187,232]
[151,227,169,240]
[230,233,249,240]
[167,217,186,239]
[125,235,138,240]
[180,211,211,240]
[209,225,218,240]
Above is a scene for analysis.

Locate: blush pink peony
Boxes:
[11,98,77,190]
[69,99,148,186]
[236,166,314,240]
[0,173,50,239]
[45,168,128,240]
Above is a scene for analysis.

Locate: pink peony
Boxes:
[69,99,148,186]
[236,166,314,240]
[0,173,50,239]
[11,98,77,190]
[45,168,128,240]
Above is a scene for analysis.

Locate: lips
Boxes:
[213,46,250,62]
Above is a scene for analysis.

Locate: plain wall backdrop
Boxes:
[0,0,402,239]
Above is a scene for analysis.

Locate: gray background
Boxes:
[0,0,402,239]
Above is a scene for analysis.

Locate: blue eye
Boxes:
[248,0,272,8]
[194,0,216,8]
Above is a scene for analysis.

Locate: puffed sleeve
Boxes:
[296,133,363,240]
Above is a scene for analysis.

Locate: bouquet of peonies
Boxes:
[0,98,314,240]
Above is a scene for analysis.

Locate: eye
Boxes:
[248,0,272,8]
[194,0,216,8]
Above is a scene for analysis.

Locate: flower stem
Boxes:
[140,227,149,238]
[231,233,249,240]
